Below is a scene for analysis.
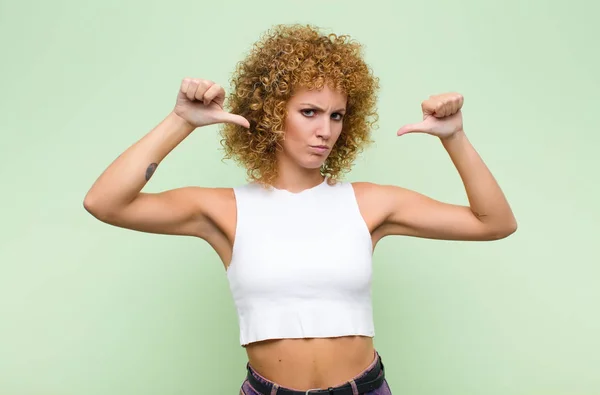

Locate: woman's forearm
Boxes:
[441,129,517,234]
[83,111,196,215]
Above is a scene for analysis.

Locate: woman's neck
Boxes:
[272,160,325,193]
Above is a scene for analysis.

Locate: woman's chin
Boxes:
[300,157,327,170]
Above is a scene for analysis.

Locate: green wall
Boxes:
[1,0,598,394]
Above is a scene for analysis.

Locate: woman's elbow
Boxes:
[491,219,518,240]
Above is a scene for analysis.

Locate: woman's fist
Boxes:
[173,78,250,129]
[397,93,464,139]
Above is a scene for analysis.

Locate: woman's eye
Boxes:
[301,109,343,121]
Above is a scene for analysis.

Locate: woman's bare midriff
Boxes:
[244,335,375,390]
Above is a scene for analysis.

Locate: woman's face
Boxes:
[278,84,347,170]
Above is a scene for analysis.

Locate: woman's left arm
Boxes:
[372,93,517,241]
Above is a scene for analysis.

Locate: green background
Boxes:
[1,0,599,394]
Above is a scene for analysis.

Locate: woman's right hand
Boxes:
[173,77,250,129]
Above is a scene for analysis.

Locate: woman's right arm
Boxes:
[83,78,249,238]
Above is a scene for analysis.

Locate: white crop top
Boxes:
[226,178,375,346]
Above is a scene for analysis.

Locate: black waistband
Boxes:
[245,355,385,395]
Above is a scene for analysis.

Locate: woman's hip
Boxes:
[240,351,392,395]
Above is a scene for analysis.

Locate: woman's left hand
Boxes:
[397,93,464,139]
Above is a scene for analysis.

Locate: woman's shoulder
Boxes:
[348,181,404,211]
[349,180,384,194]
[350,180,408,195]
[177,187,237,221]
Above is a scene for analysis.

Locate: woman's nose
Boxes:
[316,120,332,139]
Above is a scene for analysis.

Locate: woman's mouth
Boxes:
[309,145,329,154]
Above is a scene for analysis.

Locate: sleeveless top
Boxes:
[226,178,374,346]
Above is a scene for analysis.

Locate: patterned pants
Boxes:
[240,352,392,395]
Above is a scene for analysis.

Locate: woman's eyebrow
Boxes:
[298,103,346,112]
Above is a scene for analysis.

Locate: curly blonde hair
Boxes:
[219,24,379,186]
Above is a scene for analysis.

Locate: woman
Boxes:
[84,24,517,394]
